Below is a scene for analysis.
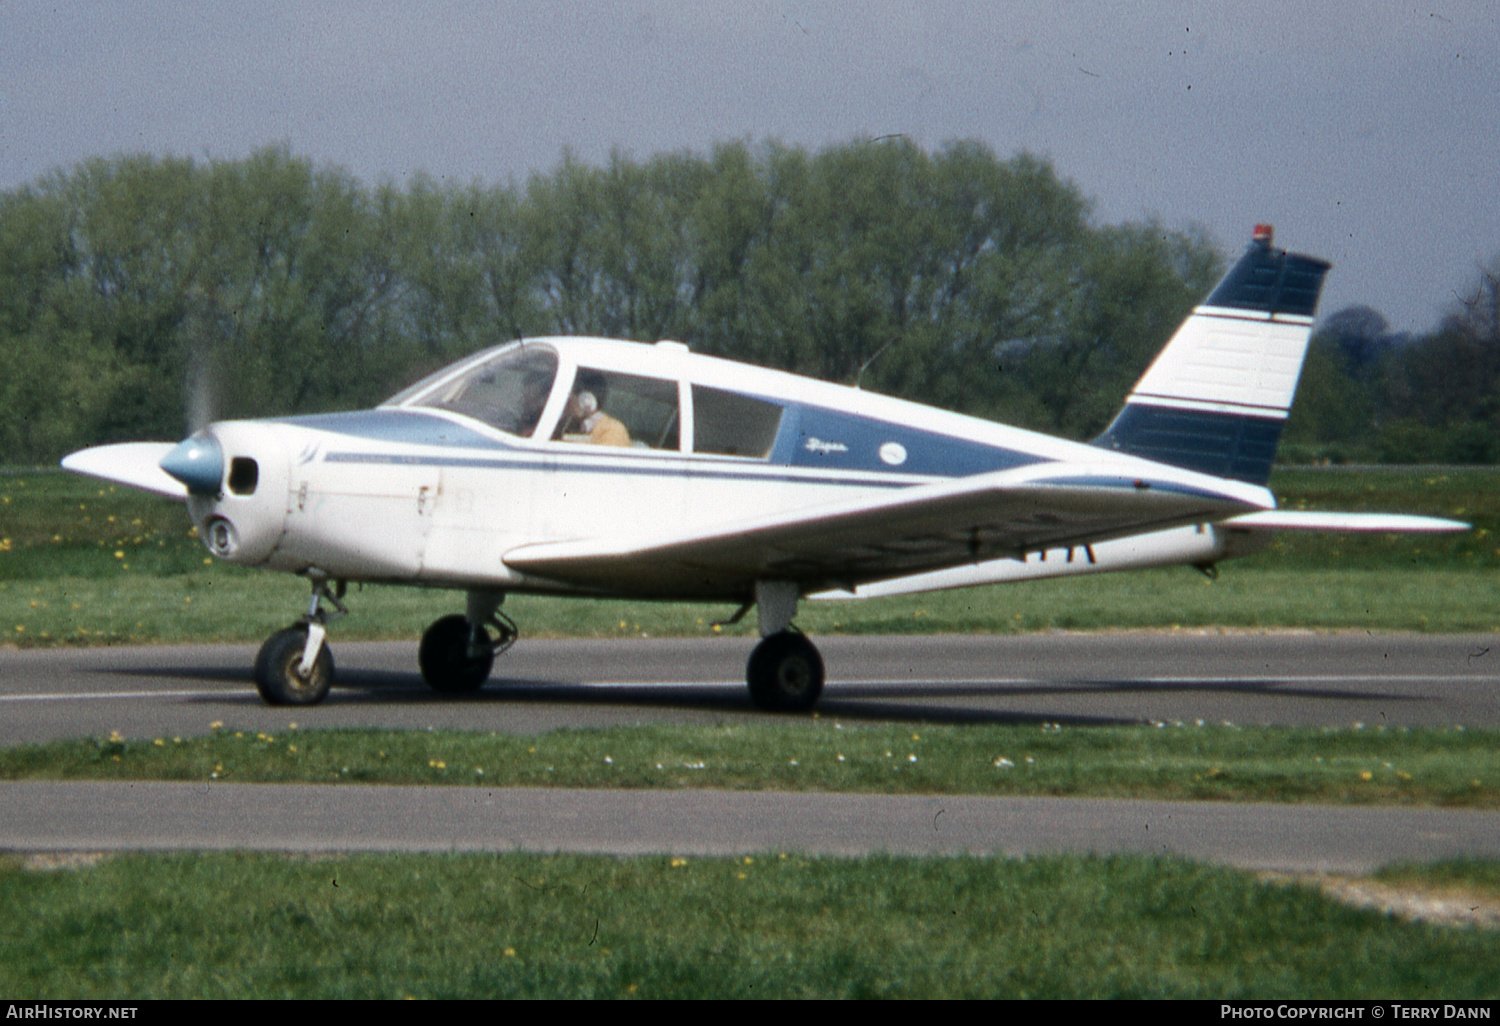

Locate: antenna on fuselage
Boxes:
[852,335,901,390]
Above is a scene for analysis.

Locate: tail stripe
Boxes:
[1097,404,1284,484]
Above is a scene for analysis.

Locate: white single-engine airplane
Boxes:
[63,226,1467,710]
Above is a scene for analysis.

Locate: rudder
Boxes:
[1093,225,1331,484]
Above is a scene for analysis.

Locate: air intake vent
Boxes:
[228,458,259,496]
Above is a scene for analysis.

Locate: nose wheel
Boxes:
[252,576,346,706]
[254,624,335,705]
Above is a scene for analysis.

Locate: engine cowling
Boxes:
[164,422,292,567]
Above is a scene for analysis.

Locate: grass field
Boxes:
[3,721,1496,807]
[2,851,1496,999]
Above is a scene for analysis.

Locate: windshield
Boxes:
[396,344,559,437]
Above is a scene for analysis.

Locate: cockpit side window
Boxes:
[691,385,783,459]
[408,345,559,437]
[555,368,680,451]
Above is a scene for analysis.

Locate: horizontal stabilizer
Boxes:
[1221,511,1470,533]
[60,443,188,500]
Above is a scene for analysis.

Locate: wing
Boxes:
[503,462,1270,598]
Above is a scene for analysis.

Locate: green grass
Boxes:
[1376,858,1500,892]
[5,722,1496,807]
[5,565,1499,646]
[2,851,1495,999]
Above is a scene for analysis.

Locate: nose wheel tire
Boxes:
[419,614,495,693]
[746,630,824,712]
[254,625,335,706]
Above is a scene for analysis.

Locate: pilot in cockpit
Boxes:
[560,372,630,446]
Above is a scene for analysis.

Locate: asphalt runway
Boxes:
[0,631,1496,744]
[5,781,1499,873]
[3,632,1496,869]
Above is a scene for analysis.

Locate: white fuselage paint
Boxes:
[182,338,1275,599]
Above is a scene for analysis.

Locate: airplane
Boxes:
[61,225,1468,711]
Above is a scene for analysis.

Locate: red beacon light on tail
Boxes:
[1252,223,1274,244]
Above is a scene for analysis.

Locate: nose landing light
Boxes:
[160,435,225,495]
[204,516,239,557]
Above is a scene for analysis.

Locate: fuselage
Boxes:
[183,336,1274,599]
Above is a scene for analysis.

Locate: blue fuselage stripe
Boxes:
[323,451,918,489]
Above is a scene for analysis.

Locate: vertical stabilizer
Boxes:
[1093,225,1331,484]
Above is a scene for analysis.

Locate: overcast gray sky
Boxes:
[3,1,1497,333]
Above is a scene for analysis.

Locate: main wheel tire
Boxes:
[746,631,824,712]
[253,625,335,706]
[419,614,495,694]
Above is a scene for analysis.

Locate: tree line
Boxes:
[1284,270,1500,464]
[0,140,1493,464]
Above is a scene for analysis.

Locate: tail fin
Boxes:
[1093,225,1331,484]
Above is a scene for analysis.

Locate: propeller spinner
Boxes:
[159,434,225,495]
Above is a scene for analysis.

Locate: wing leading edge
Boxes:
[502,462,1271,598]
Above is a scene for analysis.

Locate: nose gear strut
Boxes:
[252,573,348,706]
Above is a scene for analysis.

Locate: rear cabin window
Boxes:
[692,385,783,459]
[554,368,681,451]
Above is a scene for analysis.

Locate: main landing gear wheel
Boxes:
[254,624,335,706]
[419,614,495,694]
[746,630,824,712]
